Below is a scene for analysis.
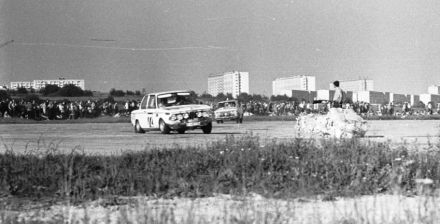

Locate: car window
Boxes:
[147,95,156,109]
[157,92,197,106]
[140,96,148,109]
[218,101,236,108]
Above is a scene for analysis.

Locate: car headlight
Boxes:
[183,113,189,119]
[170,115,177,121]
[177,114,183,120]
[196,112,202,117]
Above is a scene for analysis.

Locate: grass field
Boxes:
[1,133,440,223]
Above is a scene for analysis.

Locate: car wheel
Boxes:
[202,122,212,134]
[216,120,220,124]
[239,117,243,123]
[236,118,240,123]
[159,119,170,134]
[134,120,145,133]
[177,128,185,134]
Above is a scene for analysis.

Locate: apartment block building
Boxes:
[10,79,85,90]
[272,75,316,97]
[329,79,374,92]
[207,71,249,98]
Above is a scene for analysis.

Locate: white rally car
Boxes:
[214,100,243,123]
[131,90,213,134]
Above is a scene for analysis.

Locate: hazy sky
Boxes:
[1,0,440,95]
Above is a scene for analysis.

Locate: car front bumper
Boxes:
[167,117,212,130]
[215,115,240,120]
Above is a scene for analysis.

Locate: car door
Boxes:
[145,95,157,129]
[137,95,150,128]
[151,105,161,129]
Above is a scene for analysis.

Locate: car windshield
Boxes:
[157,92,197,107]
[218,101,236,108]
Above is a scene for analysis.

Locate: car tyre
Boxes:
[202,122,212,134]
[177,128,186,134]
[159,119,171,134]
[134,120,145,133]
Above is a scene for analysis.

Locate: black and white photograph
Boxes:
[1,0,440,223]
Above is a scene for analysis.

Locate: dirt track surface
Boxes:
[1,120,439,154]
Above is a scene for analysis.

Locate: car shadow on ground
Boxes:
[139,131,242,136]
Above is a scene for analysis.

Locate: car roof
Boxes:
[146,90,192,96]
[218,100,237,103]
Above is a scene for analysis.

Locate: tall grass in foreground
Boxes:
[1,135,440,202]
[2,135,440,223]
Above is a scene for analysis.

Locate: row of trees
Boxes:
[39,84,93,97]
[0,84,93,99]
[109,88,142,97]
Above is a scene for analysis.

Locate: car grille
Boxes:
[189,111,197,119]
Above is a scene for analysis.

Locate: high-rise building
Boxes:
[207,71,249,98]
[428,85,440,95]
[329,79,374,92]
[272,75,316,97]
[207,74,224,97]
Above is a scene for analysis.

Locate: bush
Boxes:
[40,84,61,96]
[0,90,10,100]
[83,90,94,97]
[110,88,125,97]
[16,87,28,94]
[56,84,85,97]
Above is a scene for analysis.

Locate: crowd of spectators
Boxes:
[238,100,440,117]
[1,96,439,121]
[0,98,140,120]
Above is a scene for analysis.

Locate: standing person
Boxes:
[79,101,85,118]
[124,101,129,115]
[332,80,344,108]
[40,101,48,120]
[47,101,55,120]
[113,102,119,116]
[427,102,433,115]
[25,101,32,119]
[68,102,75,119]
[402,102,408,115]
[388,102,394,115]
[8,99,16,117]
